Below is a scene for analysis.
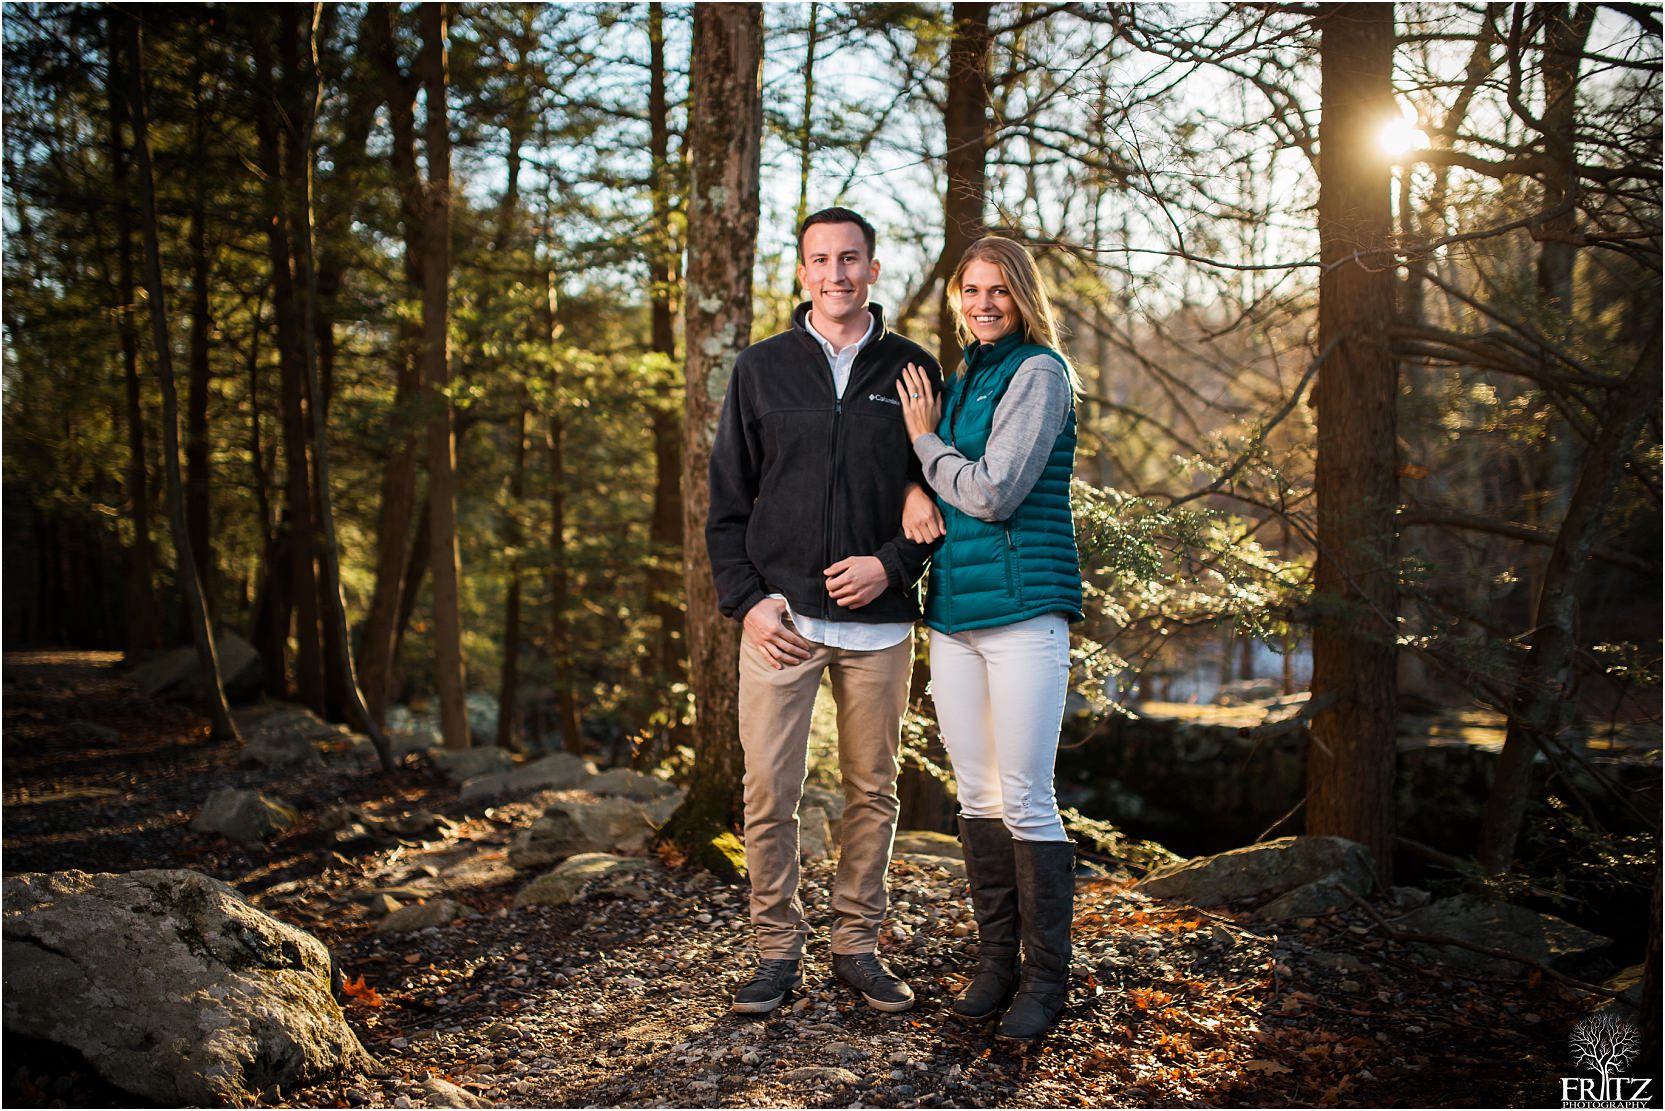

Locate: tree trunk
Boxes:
[543,271,582,754]
[251,12,325,711]
[106,14,161,660]
[290,6,390,765]
[244,303,291,696]
[659,2,762,860]
[358,3,425,728]
[122,13,238,742]
[647,5,687,687]
[936,2,992,374]
[498,390,529,750]
[1307,2,1398,889]
[1476,324,1662,872]
[185,55,214,613]
[420,1,470,750]
[790,2,819,301]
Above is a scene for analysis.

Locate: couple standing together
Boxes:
[706,207,1083,1042]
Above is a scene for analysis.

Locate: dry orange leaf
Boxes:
[1243,1059,1294,1075]
[342,975,384,1008]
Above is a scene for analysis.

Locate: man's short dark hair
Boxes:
[797,207,877,261]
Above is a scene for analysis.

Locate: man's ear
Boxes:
[796,260,808,290]
[869,258,881,283]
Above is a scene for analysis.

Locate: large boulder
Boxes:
[514,854,654,909]
[432,745,515,784]
[585,767,680,801]
[376,897,469,935]
[1390,894,1612,975]
[1138,836,1375,907]
[192,787,298,843]
[128,633,263,704]
[235,703,358,769]
[459,752,597,804]
[2,869,371,1105]
[508,797,662,870]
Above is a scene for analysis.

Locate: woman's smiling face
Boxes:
[958,259,1019,344]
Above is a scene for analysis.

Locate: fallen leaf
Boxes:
[342,975,384,1007]
[1243,1059,1294,1075]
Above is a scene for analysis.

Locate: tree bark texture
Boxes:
[498,391,529,750]
[662,2,762,851]
[106,14,162,659]
[544,270,582,754]
[358,3,426,728]
[291,6,390,764]
[251,11,326,712]
[123,14,238,742]
[1307,2,1398,889]
[936,2,992,374]
[647,5,687,685]
[185,55,214,610]
[1476,324,1662,872]
[420,1,471,750]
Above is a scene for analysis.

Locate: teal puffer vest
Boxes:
[924,333,1084,634]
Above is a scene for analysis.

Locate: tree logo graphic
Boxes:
[1562,1012,1651,1108]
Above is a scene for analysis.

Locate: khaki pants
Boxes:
[738,634,913,959]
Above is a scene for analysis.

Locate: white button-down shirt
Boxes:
[772,310,912,651]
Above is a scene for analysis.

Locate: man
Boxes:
[707,207,944,1015]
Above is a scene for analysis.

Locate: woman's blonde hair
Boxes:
[946,236,1080,394]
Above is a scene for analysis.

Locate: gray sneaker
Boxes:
[731,958,802,1015]
[832,952,915,1013]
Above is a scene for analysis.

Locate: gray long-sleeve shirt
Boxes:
[912,353,1071,523]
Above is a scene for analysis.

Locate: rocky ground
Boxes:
[1,652,1616,1108]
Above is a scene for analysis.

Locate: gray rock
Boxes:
[427,849,518,895]
[2,869,371,1104]
[192,787,298,843]
[507,796,659,869]
[235,702,358,769]
[800,806,832,862]
[892,830,964,860]
[1390,894,1612,974]
[465,692,500,745]
[781,1066,860,1085]
[432,746,514,784]
[460,752,598,803]
[585,767,679,800]
[390,729,442,758]
[1139,835,1374,907]
[421,1076,492,1108]
[1253,876,1355,921]
[376,898,467,934]
[513,854,654,908]
[802,785,846,822]
[128,633,263,703]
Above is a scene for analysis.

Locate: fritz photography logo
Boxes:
[1562,1011,1651,1108]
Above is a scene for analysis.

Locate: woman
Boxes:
[897,235,1083,1042]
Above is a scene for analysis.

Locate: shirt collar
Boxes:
[804,309,876,361]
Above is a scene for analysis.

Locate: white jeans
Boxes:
[929,613,1070,842]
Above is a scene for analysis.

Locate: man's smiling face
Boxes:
[797,221,880,332]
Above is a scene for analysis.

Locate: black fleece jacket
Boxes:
[706,303,943,625]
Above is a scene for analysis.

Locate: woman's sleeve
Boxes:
[911,354,1070,523]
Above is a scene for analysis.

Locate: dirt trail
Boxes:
[3,652,1580,1108]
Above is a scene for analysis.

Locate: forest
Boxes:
[2,3,1660,1108]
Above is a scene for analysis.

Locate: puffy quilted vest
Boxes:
[924,332,1084,634]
